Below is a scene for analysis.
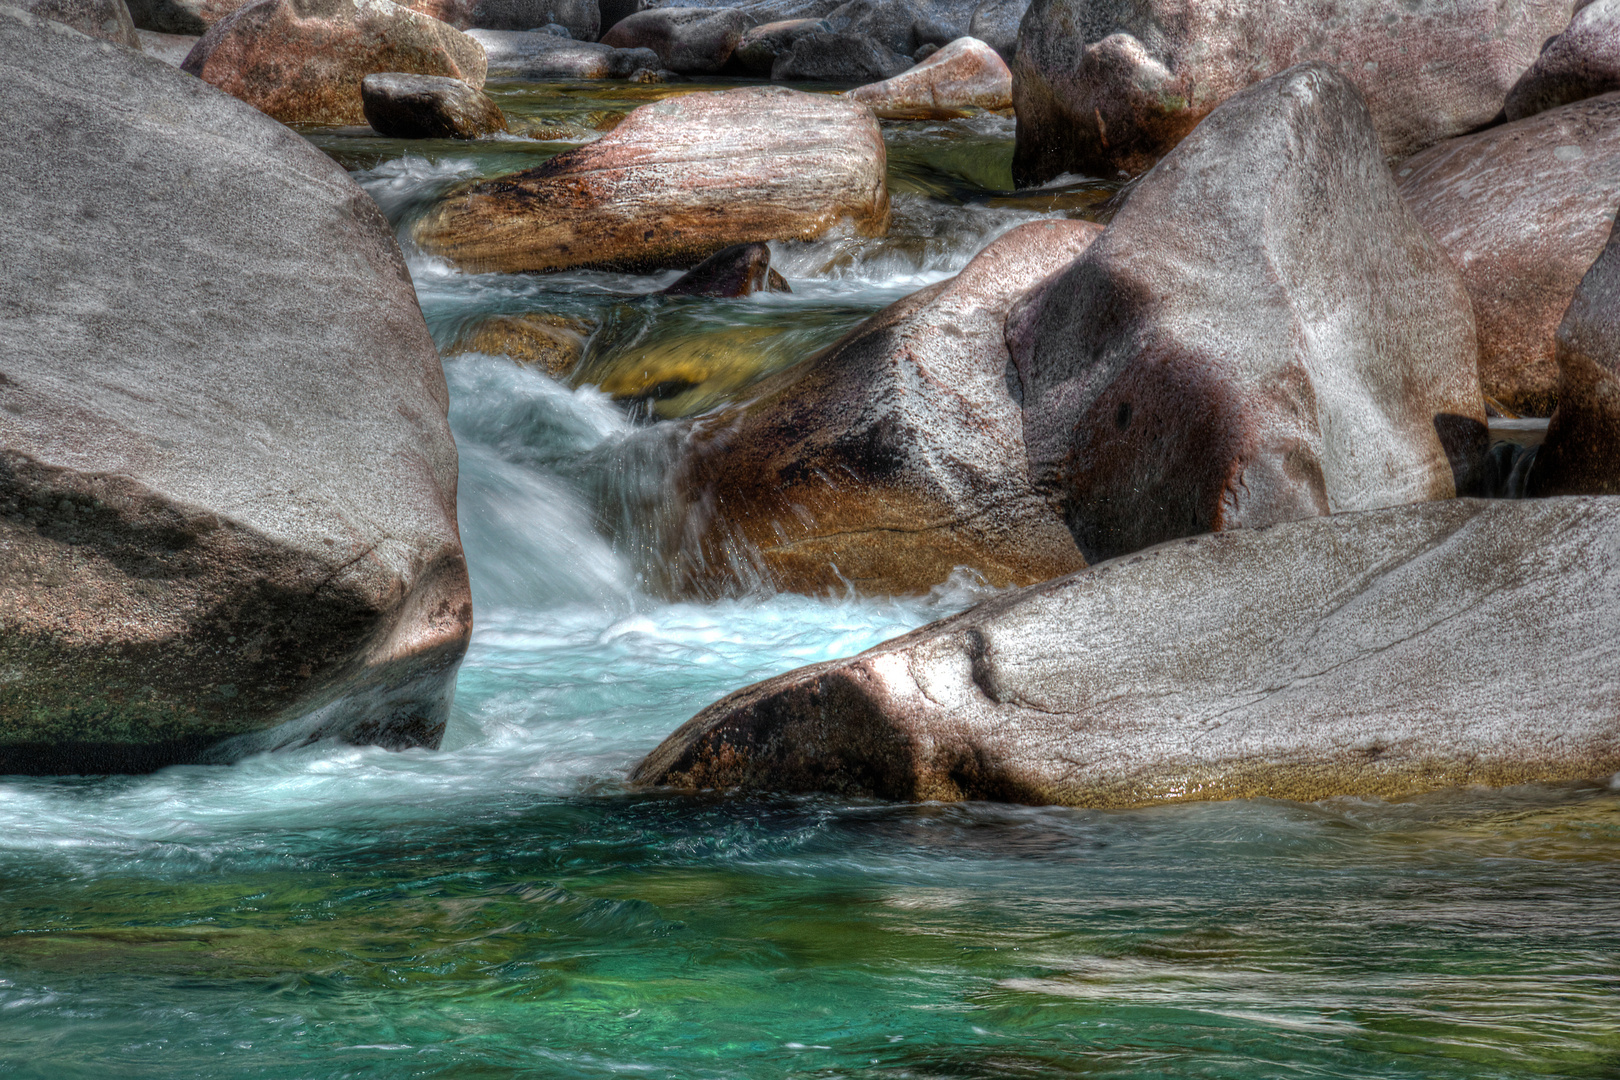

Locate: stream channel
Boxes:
[1,78,1617,1078]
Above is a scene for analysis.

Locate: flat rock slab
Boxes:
[0,8,471,773]
[470,28,658,78]
[414,85,889,273]
[635,496,1620,807]
[845,34,1009,117]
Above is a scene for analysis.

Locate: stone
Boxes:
[844,34,1009,118]
[1529,220,1620,495]
[400,0,597,35]
[362,72,507,138]
[1008,65,1484,564]
[966,0,1023,62]
[661,242,791,297]
[599,6,745,73]
[597,0,637,32]
[633,496,1620,808]
[469,27,655,76]
[1396,93,1620,416]
[1012,0,1578,185]
[0,7,471,774]
[123,0,244,34]
[731,17,829,74]
[582,323,795,419]
[449,313,588,377]
[770,29,909,82]
[21,0,139,44]
[1507,0,1620,119]
[182,0,487,127]
[135,26,198,61]
[413,85,889,273]
[667,220,1100,596]
[821,0,977,57]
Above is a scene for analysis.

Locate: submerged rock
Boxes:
[844,35,1009,117]
[1506,0,1620,120]
[413,85,889,274]
[731,17,829,74]
[21,0,139,44]
[1009,65,1484,563]
[1012,0,1576,184]
[582,323,795,419]
[0,7,471,774]
[770,30,910,82]
[135,26,197,61]
[470,28,657,77]
[599,6,745,73]
[1396,93,1620,416]
[362,72,507,138]
[660,243,790,298]
[669,220,1100,596]
[449,313,589,377]
[182,0,487,126]
[634,496,1620,807]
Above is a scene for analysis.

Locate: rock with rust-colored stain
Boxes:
[600,6,745,73]
[182,0,487,126]
[362,71,507,138]
[1507,0,1620,119]
[1397,93,1620,416]
[660,243,790,298]
[449,313,589,377]
[1012,0,1577,185]
[633,496,1620,808]
[845,35,1008,117]
[413,85,889,274]
[22,0,139,44]
[1530,220,1620,494]
[1009,65,1484,565]
[668,219,1099,597]
[0,7,472,774]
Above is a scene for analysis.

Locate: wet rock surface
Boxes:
[1010,65,1484,564]
[660,242,790,297]
[449,313,589,376]
[1507,0,1620,120]
[600,6,746,72]
[0,7,471,774]
[470,27,657,77]
[362,71,507,138]
[845,34,1009,117]
[1397,92,1620,416]
[21,0,139,44]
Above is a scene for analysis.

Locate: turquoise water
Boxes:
[2,83,1617,1079]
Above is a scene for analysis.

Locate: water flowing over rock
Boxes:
[1008,64,1484,564]
[21,0,139,44]
[660,243,790,297]
[635,497,1620,807]
[770,29,909,81]
[449,313,589,376]
[413,85,889,273]
[469,27,656,76]
[135,26,197,59]
[844,35,1008,117]
[1011,0,1577,184]
[1506,0,1620,119]
[599,6,745,72]
[400,0,597,35]
[0,7,471,774]
[1396,93,1620,416]
[362,71,507,137]
[669,220,1099,597]
[730,16,828,73]
[182,0,487,126]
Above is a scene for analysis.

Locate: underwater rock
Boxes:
[413,85,889,273]
[401,0,597,36]
[844,35,1009,117]
[1011,0,1576,184]
[581,323,796,419]
[182,0,487,126]
[731,17,830,74]
[449,313,589,377]
[669,219,1099,596]
[660,243,790,298]
[599,6,745,73]
[469,27,656,77]
[1009,64,1484,564]
[1396,92,1620,417]
[634,496,1620,807]
[0,6,471,774]
[1506,0,1620,120]
[135,26,197,61]
[770,30,910,82]
[21,0,139,44]
[362,72,507,138]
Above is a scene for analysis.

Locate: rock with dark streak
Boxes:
[1506,0,1620,120]
[660,243,790,298]
[362,72,507,138]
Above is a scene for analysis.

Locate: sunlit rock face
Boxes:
[844,35,1010,118]
[1011,0,1576,184]
[0,8,471,774]
[636,497,1620,807]
[1009,64,1484,564]
[1506,0,1620,120]
[413,86,890,274]
[1397,93,1620,417]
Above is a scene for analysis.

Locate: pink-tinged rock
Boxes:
[599,6,745,73]
[1397,93,1620,416]
[182,0,487,126]
[414,85,889,274]
[1012,0,1577,184]
[1507,0,1620,119]
[844,35,1008,117]
[1009,64,1484,563]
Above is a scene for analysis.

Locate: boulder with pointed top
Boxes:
[661,243,791,298]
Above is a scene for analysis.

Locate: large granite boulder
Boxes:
[599,5,744,72]
[1396,93,1620,416]
[1008,64,1484,563]
[414,85,889,273]
[770,29,909,81]
[469,27,655,76]
[361,71,507,137]
[634,496,1620,807]
[182,0,487,126]
[21,0,139,43]
[669,220,1098,597]
[0,8,471,774]
[1506,0,1620,119]
[1012,0,1577,184]
[845,34,1009,117]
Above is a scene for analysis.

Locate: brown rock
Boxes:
[844,34,1008,117]
[660,242,790,298]
[1506,0,1620,120]
[413,85,889,274]
[449,313,588,377]
[182,0,488,126]
[1397,93,1620,416]
[362,71,506,138]
[599,6,745,73]
[21,0,139,45]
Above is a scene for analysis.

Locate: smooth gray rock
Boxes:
[821,0,974,55]
[1506,0,1620,119]
[0,8,471,774]
[965,0,1021,61]
[770,29,909,81]
[20,0,139,44]
[362,72,507,138]
[634,496,1620,808]
[135,26,197,61]
[469,26,655,76]
[599,5,744,72]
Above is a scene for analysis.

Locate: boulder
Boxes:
[182,0,487,126]
[844,34,1008,117]
[599,6,744,72]
[362,71,506,138]
[413,85,889,273]
[660,242,791,297]
[633,496,1620,807]
[731,16,829,74]
[1529,219,1620,495]
[0,7,471,774]
[1396,93,1620,416]
[21,0,139,44]
[470,27,655,76]
[449,313,588,377]
[821,0,976,57]
[1506,0,1620,119]
[1012,0,1578,185]
[966,0,1022,62]
[1008,65,1484,564]
[400,0,598,35]
[770,29,909,82]
[668,220,1099,597]
[135,26,198,61]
